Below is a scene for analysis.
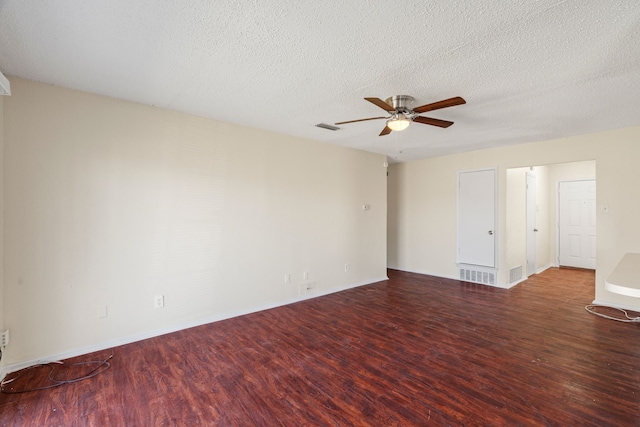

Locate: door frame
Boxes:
[526,172,537,276]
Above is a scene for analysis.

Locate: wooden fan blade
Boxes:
[379,125,392,136]
[365,97,395,112]
[413,116,454,128]
[413,97,466,114]
[335,116,387,125]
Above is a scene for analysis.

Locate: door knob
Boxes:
[488,230,493,235]
[534,228,538,232]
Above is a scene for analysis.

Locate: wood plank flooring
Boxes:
[2,268,640,426]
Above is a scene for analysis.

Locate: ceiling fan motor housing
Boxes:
[385,95,414,113]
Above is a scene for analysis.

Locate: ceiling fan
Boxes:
[335,95,466,136]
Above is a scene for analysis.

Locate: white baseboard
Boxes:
[1,276,387,378]
[388,266,522,289]
[387,267,460,282]
[501,264,554,290]
[504,277,526,289]
[536,264,553,274]
[501,264,555,289]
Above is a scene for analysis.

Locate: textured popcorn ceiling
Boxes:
[1,0,639,162]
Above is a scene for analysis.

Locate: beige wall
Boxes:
[2,78,388,368]
[534,166,550,271]
[505,167,529,280]
[4,76,638,371]
[0,95,4,372]
[388,128,640,308]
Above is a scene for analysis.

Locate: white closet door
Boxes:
[558,180,596,269]
[458,169,496,268]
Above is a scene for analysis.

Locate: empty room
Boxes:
[1,1,640,425]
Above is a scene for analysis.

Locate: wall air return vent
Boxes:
[509,266,523,283]
[459,265,496,286]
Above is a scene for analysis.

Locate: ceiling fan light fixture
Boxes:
[387,114,410,132]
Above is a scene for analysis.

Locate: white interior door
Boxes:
[558,180,596,269]
[526,173,537,276]
[458,169,496,268]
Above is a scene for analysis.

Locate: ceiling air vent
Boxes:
[315,123,340,131]
[0,71,10,96]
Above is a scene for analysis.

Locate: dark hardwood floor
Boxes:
[2,268,640,426]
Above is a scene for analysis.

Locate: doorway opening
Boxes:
[506,160,596,286]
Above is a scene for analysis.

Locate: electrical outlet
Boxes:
[345,263,350,272]
[154,295,164,308]
[299,281,318,294]
[1,330,9,347]
[303,271,309,280]
[284,274,291,283]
